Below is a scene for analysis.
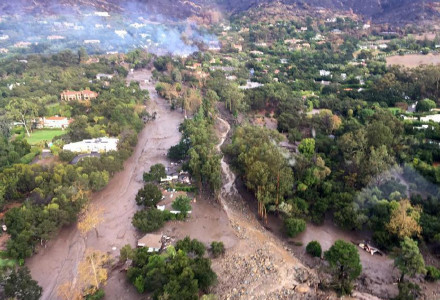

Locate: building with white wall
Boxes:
[421,115,440,123]
[63,137,119,153]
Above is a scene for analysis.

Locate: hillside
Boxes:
[2,0,440,25]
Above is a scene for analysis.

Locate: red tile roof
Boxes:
[45,116,67,121]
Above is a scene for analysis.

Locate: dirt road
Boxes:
[27,69,184,300]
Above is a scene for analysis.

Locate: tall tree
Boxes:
[78,249,109,296]
[394,237,426,282]
[135,183,162,207]
[324,240,362,295]
[2,267,42,300]
[6,99,38,137]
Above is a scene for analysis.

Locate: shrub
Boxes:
[393,282,420,300]
[306,241,322,257]
[59,150,76,162]
[176,236,205,257]
[210,241,225,258]
[86,289,105,300]
[425,265,440,282]
[324,240,362,295]
[284,217,306,237]
[143,163,166,182]
[135,183,162,207]
[132,209,167,233]
[172,195,192,213]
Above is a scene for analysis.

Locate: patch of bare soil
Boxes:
[251,115,278,130]
[293,220,399,299]
[386,53,440,68]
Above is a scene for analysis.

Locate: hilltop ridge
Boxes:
[2,0,440,25]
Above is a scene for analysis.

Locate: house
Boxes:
[320,70,331,77]
[249,50,263,56]
[94,11,110,17]
[284,39,300,45]
[14,42,32,48]
[232,44,242,52]
[47,35,65,40]
[239,81,264,90]
[137,233,164,252]
[63,137,119,153]
[255,42,267,47]
[60,90,98,101]
[84,40,100,44]
[178,171,191,184]
[160,175,179,183]
[421,115,440,123]
[414,125,431,130]
[38,116,73,129]
[96,73,114,80]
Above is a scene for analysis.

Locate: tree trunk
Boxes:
[94,227,99,239]
[89,256,100,290]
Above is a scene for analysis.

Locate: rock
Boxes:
[296,284,310,293]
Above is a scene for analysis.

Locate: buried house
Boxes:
[137,233,164,252]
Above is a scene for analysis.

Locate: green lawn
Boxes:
[25,129,65,145]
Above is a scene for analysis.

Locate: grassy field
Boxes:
[25,129,65,145]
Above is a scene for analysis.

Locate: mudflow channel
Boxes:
[26,69,184,300]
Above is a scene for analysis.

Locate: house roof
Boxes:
[61,90,81,96]
[45,116,67,121]
[137,233,163,248]
[82,90,98,96]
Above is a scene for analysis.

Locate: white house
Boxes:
[160,175,179,183]
[41,116,72,129]
[320,70,331,77]
[96,73,114,80]
[63,137,119,153]
[421,115,440,123]
[239,81,264,90]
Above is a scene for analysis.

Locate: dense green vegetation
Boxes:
[0,266,42,300]
[306,241,322,257]
[0,51,147,261]
[121,239,217,299]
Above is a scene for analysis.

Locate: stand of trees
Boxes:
[0,52,147,260]
[121,239,217,300]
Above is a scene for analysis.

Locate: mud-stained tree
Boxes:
[78,204,104,238]
[57,281,82,300]
[78,249,110,296]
